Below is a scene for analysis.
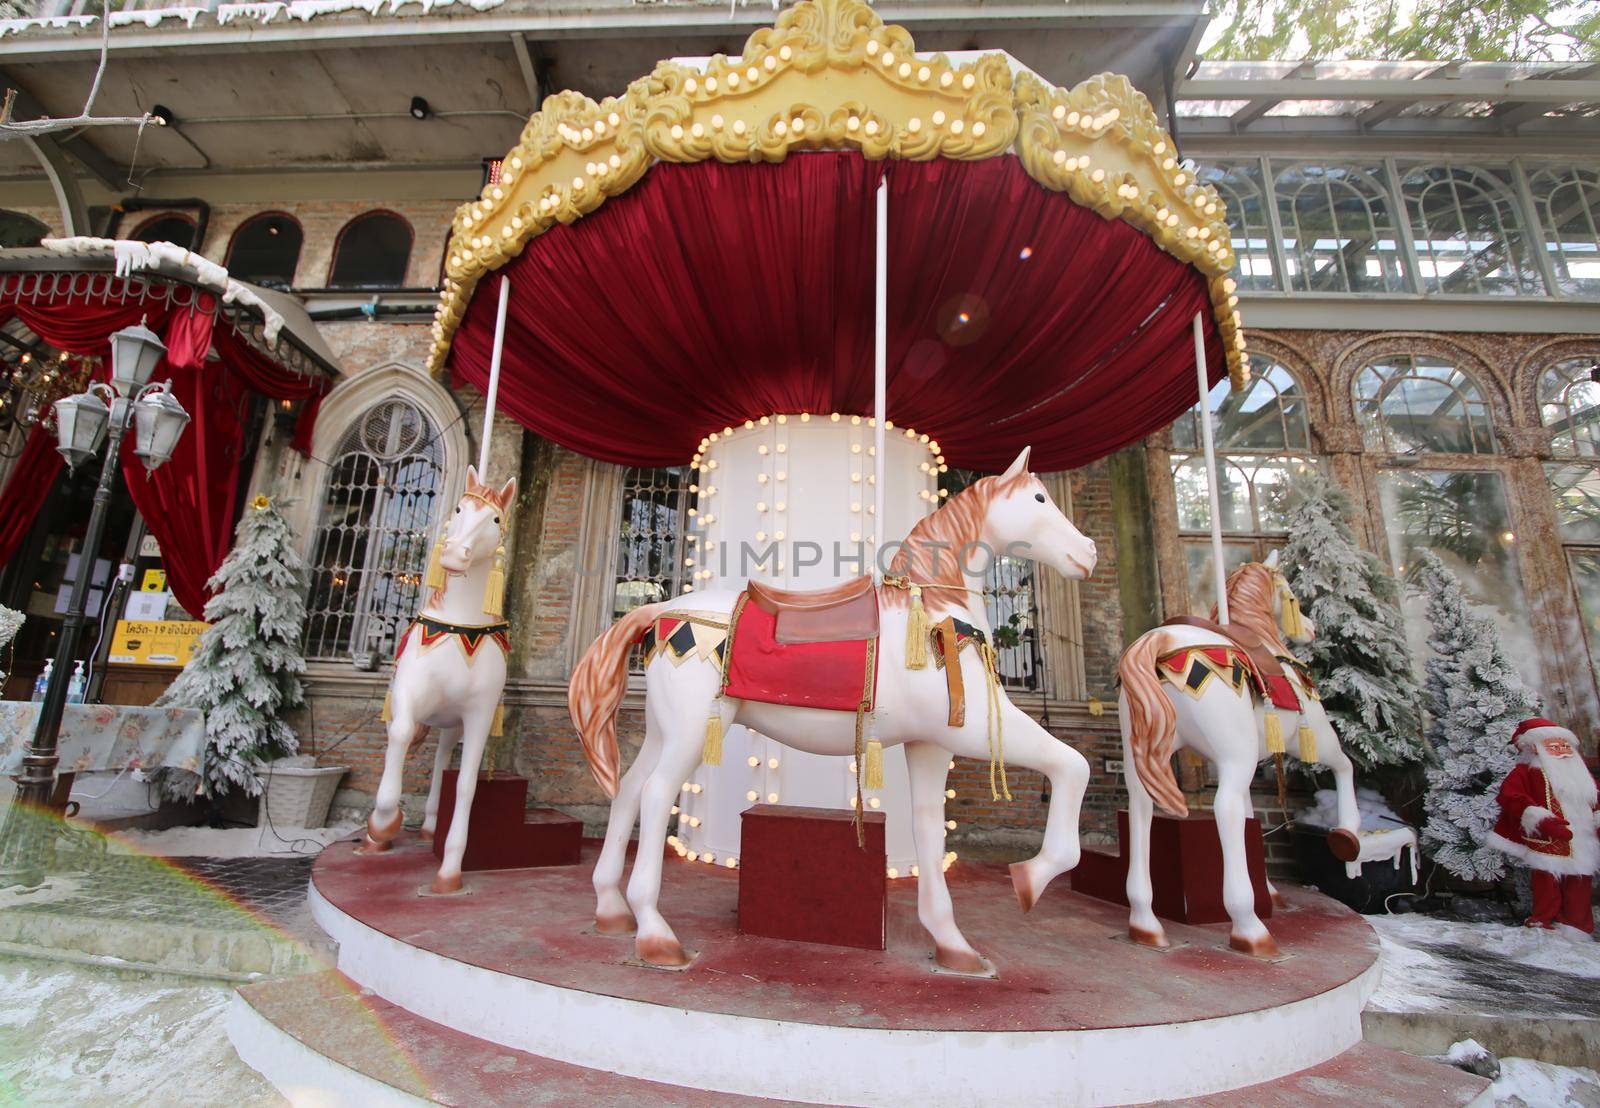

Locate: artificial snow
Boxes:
[107,6,206,28]
[1299,786,1420,880]
[1485,1056,1600,1106]
[216,1,285,22]
[0,14,95,36]
[0,960,283,1105]
[109,820,361,859]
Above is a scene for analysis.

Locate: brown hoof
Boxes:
[354,835,392,855]
[1271,890,1290,910]
[1009,862,1036,914]
[418,827,435,843]
[1230,931,1281,958]
[596,910,637,935]
[1128,924,1170,949]
[366,809,403,846]
[430,871,464,895]
[1327,828,1361,863]
[936,945,989,975]
[636,934,690,967]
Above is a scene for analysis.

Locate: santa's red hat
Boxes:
[1511,718,1577,749]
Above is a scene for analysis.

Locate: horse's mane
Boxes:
[884,466,1032,615]
[1211,562,1287,654]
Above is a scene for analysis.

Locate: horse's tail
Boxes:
[569,602,667,799]
[1117,630,1189,818]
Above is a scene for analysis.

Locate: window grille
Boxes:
[1272,162,1407,293]
[1197,161,1277,291]
[1354,354,1498,455]
[304,398,443,661]
[1527,166,1600,298]
[613,466,690,619]
[1399,164,1542,296]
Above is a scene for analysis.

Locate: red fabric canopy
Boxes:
[450,152,1224,472]
[0,288,331,616]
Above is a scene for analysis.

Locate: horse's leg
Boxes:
[419,725,459,842]
[1120,711,1168,948]
[904,740,984,973]
[1239,781,1288,910]
[431,710,493,894]
[361,707,420,853]
[1317,724,1363,864]
[1216,752,1277,956]
[593,712,665,934]
[999,704,1091,913]
[627,687,725,967]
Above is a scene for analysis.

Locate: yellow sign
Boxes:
[140,569,167,593]
[108,620,206,667]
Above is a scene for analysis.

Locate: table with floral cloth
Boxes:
[0,702,205,778]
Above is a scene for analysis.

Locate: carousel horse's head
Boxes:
[1222,553,1314,647]
[980,447,1097,581]
[439,465,517,576]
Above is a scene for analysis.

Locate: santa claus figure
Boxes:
[1486,718,1600,932]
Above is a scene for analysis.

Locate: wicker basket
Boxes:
[258,757,348,829]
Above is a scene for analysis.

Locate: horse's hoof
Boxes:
[1270,890,1290,910]
[1009,861,1037,914]
[1326,828,1361,863]
[1128,924,1170,949]
[430,872,464,895]
[596,910,637,935]
[1230,931,1281,958]
[366,809,403,846]
[935,945,989,975]
[418,827,435,843]
[636,934,689,967]
[354,836,392,856]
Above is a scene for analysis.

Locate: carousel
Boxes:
[228,3,1486,1103]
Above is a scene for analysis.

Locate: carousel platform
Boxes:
[228,835,1490,1106]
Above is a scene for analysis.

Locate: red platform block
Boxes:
[432,771,583,872]
[738,805,886,950]
[1070,809,1271,925]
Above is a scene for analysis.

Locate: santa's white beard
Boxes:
[1532,743,1600,876]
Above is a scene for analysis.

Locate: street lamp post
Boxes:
[0,320,189,885]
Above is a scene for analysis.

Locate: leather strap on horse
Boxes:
[934,617,966,727]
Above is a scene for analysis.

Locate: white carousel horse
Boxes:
[1116,555,1362,956]
[569,447,1098,972]
[360,465,517,895]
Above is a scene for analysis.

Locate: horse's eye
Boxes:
[494,516,501,525]
[1034,493,1046,503]
[454,507,461,514]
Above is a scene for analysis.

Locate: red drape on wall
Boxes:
[449,153,1225,472]
[0,286,331,615]
[0,425,64,566]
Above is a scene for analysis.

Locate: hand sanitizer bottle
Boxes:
[31,659,54,703]
[66,661,87,704]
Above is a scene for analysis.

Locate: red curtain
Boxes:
[0,425,64,566]
[1,287,330,615]
[450,153,1224,471]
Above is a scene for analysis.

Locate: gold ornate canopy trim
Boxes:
[429,0,1248,387]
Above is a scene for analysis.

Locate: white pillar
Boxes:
[477,277,511,474]
[873,178,888,581]
[1193,312,1229,623]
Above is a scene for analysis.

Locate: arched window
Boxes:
[1169,356,1318,611]
[613,466,691,619]
[225,212,303,289]
[1528,166,1600,299]
[1272,162,1407,293]
[304,398,443,661]
[1197,161,1276,291]
[1539,357,1600,459]
[1354,354,1497,455]
[1400,164,1541,296]
[0,210,48,248]
[130,213,198,251]
[1540,353,1600,693]
[328,211,413,289]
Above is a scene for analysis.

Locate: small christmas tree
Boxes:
[159,495,307,798]
[1415,550,1541,882]
[1279,472,1423,772]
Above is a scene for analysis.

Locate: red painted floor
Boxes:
[314,835,1380,1034]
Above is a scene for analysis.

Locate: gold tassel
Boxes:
[490,703,504,738]
[380,690,393,723]
[865,740,885,790]
[1280,591,1305,639]
[905,585,929,669]
[1297,723,1318,763]
[1264,711,1285,754]
[425,536,447,592]
[702,714,724,766]
[483,545,506,618]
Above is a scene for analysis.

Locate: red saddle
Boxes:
[725,579,880,712]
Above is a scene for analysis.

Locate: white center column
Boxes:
[674,413,940,875]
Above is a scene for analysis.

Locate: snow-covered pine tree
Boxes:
[158,494,307,798]
[1415,549,1541,882]
[1278,472,1423,772]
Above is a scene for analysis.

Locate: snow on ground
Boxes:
[1298,785,1408,831]
[0,959,284,1106]
[109,820,362,859]
[1485,1056,1600,1106]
